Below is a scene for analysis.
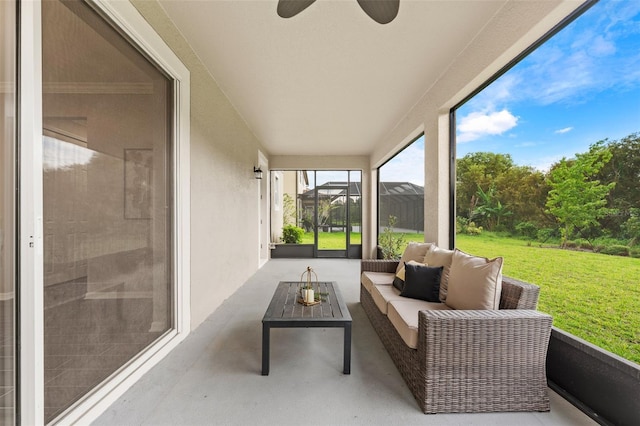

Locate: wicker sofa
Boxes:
[360,246,553,414]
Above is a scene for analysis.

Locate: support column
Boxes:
[362,167,378,259]
[423,112,452,249]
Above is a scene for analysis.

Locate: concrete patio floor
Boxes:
[94,259,596,425]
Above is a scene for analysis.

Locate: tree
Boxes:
[595,133,640,238]
[471,185,512,231]
[282,193,296,226]
[622,208,640,247]
[456,152,515,220]
[495,166,551,229]
[546,142,616,247]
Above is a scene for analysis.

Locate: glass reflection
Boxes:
[42,0,173,421]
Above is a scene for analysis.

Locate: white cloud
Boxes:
[590,35,616,57]
[456,3,640,114]
[554,127,574,134]
[508,5,640,106]
[457,109,518,143]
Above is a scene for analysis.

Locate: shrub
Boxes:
[630,247,640,258]
[465,221,483,235]
[282,224,304,244]
[575,239,593,250]
[379,215,405,259]
[515,221,538,239]
[537,228,559,242]
[456,216,483,235]
[600,245,629,257]
[564,240,577,248]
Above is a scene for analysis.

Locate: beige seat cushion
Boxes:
[396,242,433,274]
[387,299,451,349]
[360,271,394,293]
[445,249,503,310]
[423,245,454,302]
[371,284,404,315]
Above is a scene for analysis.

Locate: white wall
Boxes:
[132,1,267,329]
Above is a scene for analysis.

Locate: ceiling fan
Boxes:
[277,0,400,25]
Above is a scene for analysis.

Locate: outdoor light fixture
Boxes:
[254,166,263,180]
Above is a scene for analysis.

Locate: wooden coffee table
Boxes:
[261,281,352,375]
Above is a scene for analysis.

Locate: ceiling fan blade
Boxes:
[277,0,317,19]
[357,0,399,24]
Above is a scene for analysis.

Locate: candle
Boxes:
[305,289,314,303]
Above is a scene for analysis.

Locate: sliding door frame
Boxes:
[18,1,191,423]
[19,0,44,423]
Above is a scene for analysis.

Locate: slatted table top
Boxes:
[262,281,351,323]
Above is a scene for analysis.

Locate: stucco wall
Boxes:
[131,0,266,329]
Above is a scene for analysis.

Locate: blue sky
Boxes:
[330,0,639,187]
[456,0,640,171]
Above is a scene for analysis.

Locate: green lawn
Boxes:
[456,233,640,364]
[300,232,422,248]
[296,230,639,363]
[301,232,362,248]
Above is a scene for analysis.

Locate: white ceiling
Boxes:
[157,0,574,157]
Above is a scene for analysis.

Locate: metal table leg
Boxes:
[343,322,351,374]
[262,322,270,375]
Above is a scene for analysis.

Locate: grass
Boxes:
[301,232,364,248]
[300,232,421,248]
[457,233,640,364]
[296,230,639,364]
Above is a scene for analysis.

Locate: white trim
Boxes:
[46,0,191,424]
[258,150,268,266]
[19,1,45,424]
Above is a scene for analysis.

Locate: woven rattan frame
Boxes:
[360,261,552,414]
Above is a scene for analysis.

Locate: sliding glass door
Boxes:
[42,0,173,421]
[0,1,17,423]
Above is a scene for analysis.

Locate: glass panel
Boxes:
[42,0,173,421]
[315,172,347,251]
[453,1,640,365]
[349,171,362,245]
[378,135,425,254]
[0,1,16,423]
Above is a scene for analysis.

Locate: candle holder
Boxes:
[299,266,320,306]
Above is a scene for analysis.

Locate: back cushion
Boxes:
[445,249,503,310]
[396,242,433,274]
[422,245,454,302]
